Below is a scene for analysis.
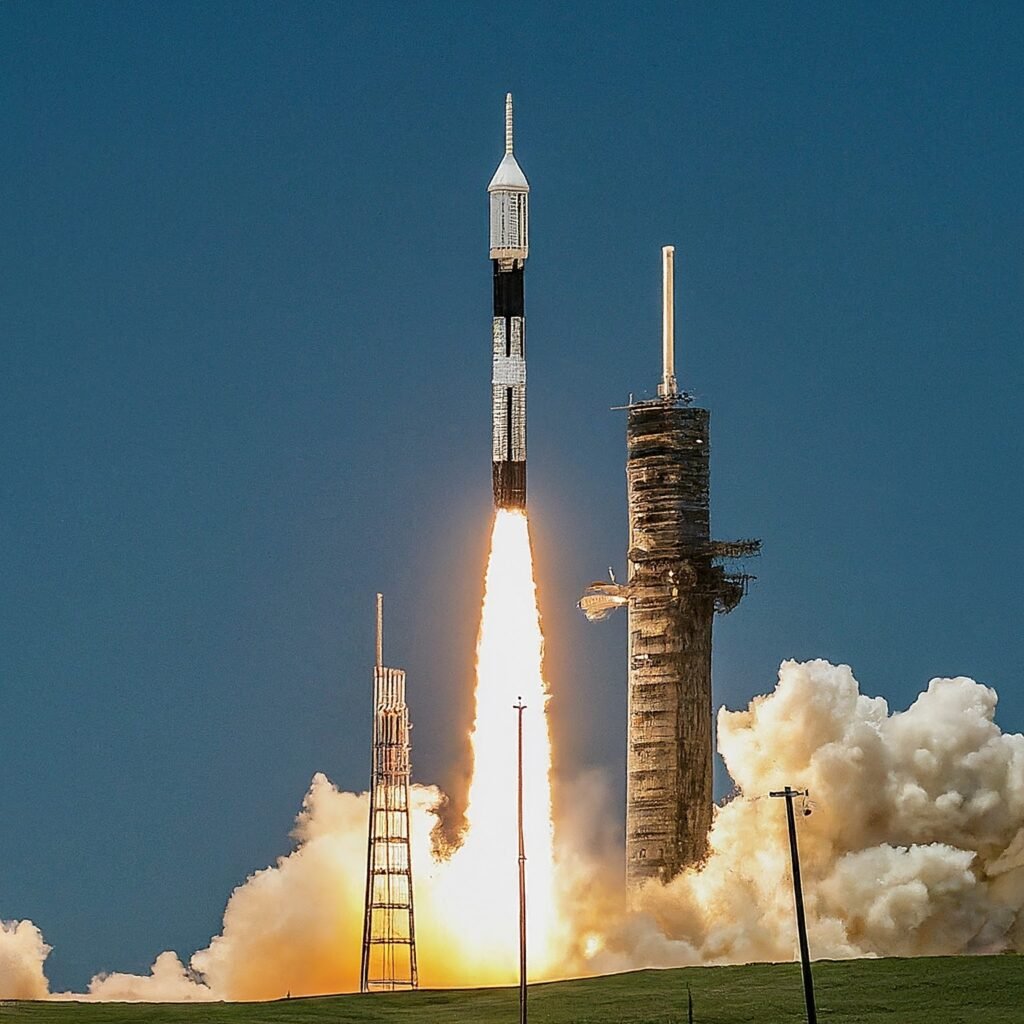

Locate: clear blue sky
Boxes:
[1,1,1021,992]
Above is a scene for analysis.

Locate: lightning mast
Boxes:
[360,594,418,992]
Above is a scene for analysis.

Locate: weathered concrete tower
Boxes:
[580,247,759,888]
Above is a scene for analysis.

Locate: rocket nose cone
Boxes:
[488,152,529,192]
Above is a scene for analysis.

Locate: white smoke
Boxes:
[188,773,369,999]
[0,920,51,999]
[588,660,1024,970]
[3,659,1023,1000]
[61,952,217,1002]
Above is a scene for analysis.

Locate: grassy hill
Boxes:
[2,955,1019,1023]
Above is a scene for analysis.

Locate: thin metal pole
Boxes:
[361,597,383,993]
[375,592,383,668]
[770,787,817,1024]
[514,698,527,1024]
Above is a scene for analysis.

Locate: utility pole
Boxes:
[770,787,817,1024]
[514,698,528,1024]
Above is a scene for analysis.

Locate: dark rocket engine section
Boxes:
[493,461,526,509]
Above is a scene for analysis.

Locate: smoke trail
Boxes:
[5,658,1024,1000]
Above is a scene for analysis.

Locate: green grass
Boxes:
[2,956,1020,1023]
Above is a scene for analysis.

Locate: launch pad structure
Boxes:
[360,594,419,992]
[581,247,759,887]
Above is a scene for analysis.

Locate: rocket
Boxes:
[488,93,530,510]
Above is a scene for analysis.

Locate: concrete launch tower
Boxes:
[360,594,418,992]
[489,93,529,509]
[581,248,759,887]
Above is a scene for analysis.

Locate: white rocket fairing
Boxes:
[489,93,529,510]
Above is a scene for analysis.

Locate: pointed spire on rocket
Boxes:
[489,93,529,195]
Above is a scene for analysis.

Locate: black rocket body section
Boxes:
[488,94,529,510]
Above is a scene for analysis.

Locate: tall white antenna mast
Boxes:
[375,592,383,668]
[658,245,679,398]
[505,92,514,154]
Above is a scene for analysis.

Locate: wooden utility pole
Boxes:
[770,787,817,1024]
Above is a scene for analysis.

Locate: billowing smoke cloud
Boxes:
[587,660,1024,970]
[3,660,1023,1000]
[69,952,216,1002]
[0,920,51,999]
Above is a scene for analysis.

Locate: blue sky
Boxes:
[1,1,1021,991]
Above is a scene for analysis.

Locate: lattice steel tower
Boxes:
[360,593,418,992]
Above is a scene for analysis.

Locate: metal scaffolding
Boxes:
[360,594,419,993]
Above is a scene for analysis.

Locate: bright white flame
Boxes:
[430,508,558,981]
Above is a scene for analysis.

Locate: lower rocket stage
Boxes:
[492,261,526,509]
